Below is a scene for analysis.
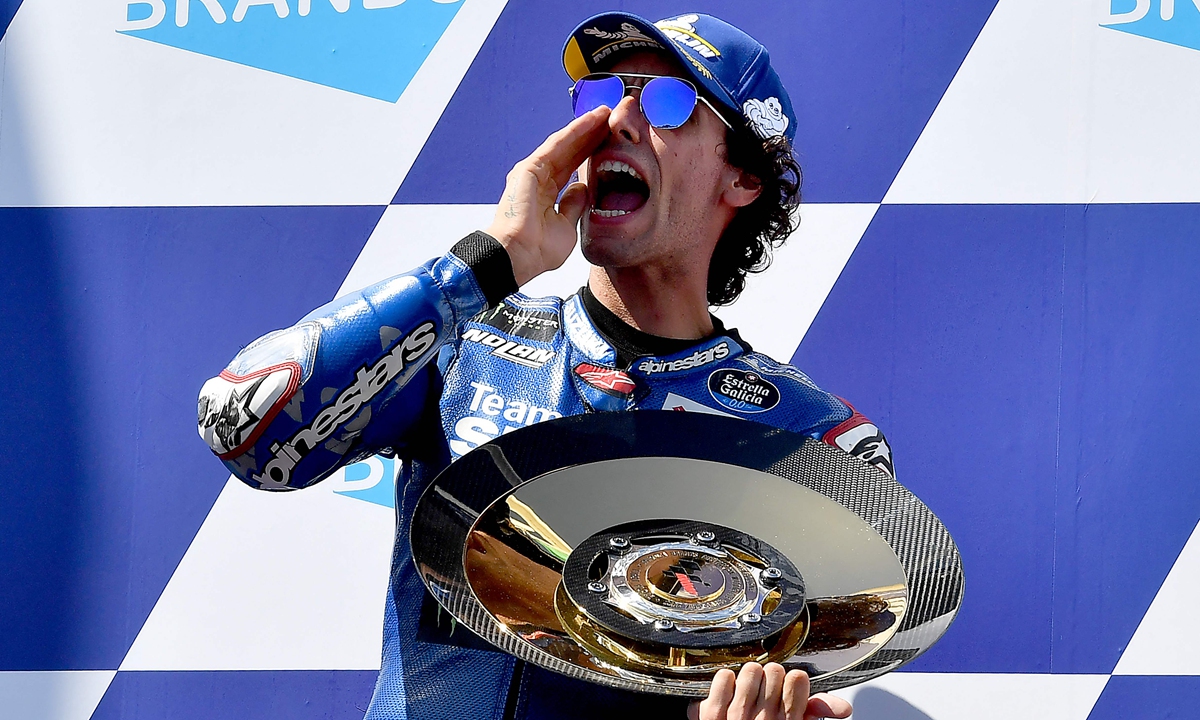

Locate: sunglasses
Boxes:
[569,73,733,130]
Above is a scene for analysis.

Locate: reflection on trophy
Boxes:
[413,412,962,696]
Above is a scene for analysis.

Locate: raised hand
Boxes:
[485,106,611,286]
[688,663,852,720]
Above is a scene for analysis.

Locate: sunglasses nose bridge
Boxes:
[608,94,647,144]
[573,74,700,130]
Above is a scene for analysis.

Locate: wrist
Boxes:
[484,225,539,287]
[449,231,519,307]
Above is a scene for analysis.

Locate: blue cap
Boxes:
[563,12,797,144]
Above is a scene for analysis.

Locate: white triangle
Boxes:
[839,673,1108,720]
[884,0,1200,204]
[120,466,396,671]
[713,203,879,363]
[1114,518,1200,675]
[0,671,116,720]
[336,203,599,302]
[0,0,507,206]
[336,204,497,298]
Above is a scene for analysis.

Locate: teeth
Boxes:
[592,209,629,217]
[596,159,642,181]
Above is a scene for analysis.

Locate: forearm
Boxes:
[197,233,517,490]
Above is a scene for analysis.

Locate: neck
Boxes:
[587,264,713,339]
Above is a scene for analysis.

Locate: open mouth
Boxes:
[592,160,650,218]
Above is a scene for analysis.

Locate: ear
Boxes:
[723,168,762,209]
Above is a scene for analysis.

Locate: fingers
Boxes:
[529,107,612,191]
[557,182,589,227]
[728,663,765,719]
[762,663,786,716]
[782,669,811,720]
[806,693,852,720]
[701,664,828,720]
[697,668,736,720]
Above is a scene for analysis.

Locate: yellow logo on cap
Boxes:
[655,15,721,60]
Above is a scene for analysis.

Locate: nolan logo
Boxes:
[462,328,555,369]
[117,0,465,102]
[1101,0,1200,53]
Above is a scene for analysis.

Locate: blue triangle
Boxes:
[1087,676,1200,720]
[393,0,999,205]
[1,0,23,39]
[795,203,1200,674]
[0,206,384,670]
[92,670,378,720]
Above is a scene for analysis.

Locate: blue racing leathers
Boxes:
[197,234,894,720]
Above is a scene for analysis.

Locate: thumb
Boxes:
[557,182,589,226]
[806,693,852,720]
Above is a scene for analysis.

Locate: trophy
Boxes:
[411,411,962,696]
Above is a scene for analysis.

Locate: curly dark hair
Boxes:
[707,130,802,306]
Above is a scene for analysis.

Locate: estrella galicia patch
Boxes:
[707,369,780,414]
[475,301,560,343]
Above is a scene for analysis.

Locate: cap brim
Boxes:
[562,12,740,122]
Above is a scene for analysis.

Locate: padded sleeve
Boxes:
[197,248,496,490]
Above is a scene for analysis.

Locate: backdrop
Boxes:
[2,1,1199,718]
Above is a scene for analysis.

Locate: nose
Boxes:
[608,94,644,144]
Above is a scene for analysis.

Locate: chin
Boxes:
[580,229,644,269]
[578,234,623,268]
[580,211,659,266]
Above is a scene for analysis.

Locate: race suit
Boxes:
[197,233,894,720]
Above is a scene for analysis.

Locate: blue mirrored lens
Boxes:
[640,77,698,129]
[572,75,624,118]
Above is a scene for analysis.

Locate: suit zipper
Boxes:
[502,658,526,720]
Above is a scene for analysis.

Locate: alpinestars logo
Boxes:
[199,375,264,452]
[823,414,894,478]
[462,327,555,369]
[574,363,636,396]
[637,342,730,375]
[197,362,299,458]
[252,321,436,488]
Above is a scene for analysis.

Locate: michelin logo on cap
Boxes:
[742,97,790,140]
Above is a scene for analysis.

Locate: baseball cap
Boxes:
[562,12,797,144]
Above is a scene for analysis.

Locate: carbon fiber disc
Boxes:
[410,411,963,697]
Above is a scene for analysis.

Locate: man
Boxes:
[197,11,890,720]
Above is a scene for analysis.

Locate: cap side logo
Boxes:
[584,23,663,65]
[743,97,789,139]
[583,23,657,43]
